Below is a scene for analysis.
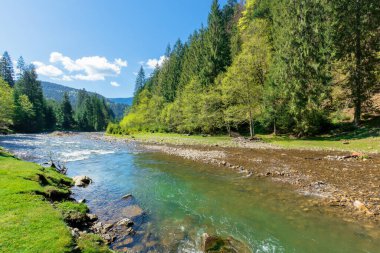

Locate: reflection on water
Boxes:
[1,133,379,253]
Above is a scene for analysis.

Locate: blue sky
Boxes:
[1,0,228,98]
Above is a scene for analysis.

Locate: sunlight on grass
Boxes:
[0,150,73,253]
[109,129,380,153]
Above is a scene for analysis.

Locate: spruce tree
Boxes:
[61,92,74,129]
[13,65,45,132]
[0,51,15,87]
[270,0,333,135]
[204,0,231,85]
[332,0,379,125]
[134,66,146,95]
[16,56,26,80]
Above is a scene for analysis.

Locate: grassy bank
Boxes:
[0,149,111,253]
[108,126,380,153]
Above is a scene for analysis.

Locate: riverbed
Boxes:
[1,133,379,253]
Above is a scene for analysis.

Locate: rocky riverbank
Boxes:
[102,135,380,230]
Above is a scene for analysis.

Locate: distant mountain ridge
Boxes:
[107,97,134,105]
[40,81,133,119]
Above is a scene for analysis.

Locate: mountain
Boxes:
[108,97,133,105]
[40,81,131,119]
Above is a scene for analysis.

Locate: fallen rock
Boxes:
[71,228,80,238]
[103,223,114,232]
[116,218,134,227]
[102,234,114,243]
[92,222,103,233]
[122,194,133,200]
[353,200,369,213]
[86,213,98,222]
[72,175,92,187]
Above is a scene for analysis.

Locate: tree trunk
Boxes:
[249,110,254,138]
[227,124,231,137]
[353,0,362,126]
[273,118,277,135]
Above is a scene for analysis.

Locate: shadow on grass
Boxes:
[264,116,380,143]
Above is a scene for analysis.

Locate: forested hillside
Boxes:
[109,0,379,137]
[0,54,115,133]
[41,81,130,119]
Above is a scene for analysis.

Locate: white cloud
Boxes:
[110,81,120,87]
[48,52,128,81]
[50,52,81,72]
[146,55,167,69]
[32,61,63,77]
[115,58,128,67]
[61,75,73,81]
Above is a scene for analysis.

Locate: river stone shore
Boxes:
[101,134,380,230]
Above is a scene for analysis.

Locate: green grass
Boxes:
[0,149,73,253]
[109,132,235,146]
[108,124,380,153]
[56,201,89,215]
[259,134,380,153]
[0,148,111,253]
[76,234,112,253]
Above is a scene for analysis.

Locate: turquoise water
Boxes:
[1,133,379,252]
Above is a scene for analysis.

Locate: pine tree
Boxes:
[44,100,57,130]
[332,0,380,126]
[270,0,333,135]
[0,51,15,87]
[16,56,26,80]
[158,39,185,102]
[179,29,208,88]
[13,65,45,132]
[61,92,74,129]
[204,0,231,85]
[134,66,146,95]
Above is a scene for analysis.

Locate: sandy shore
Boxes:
[101,135,380,227]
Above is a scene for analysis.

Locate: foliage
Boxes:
[331,0,380,125]
[13,65,45,132]
[134,66,146,98]
[75,89,114,131]
[0,52,115,133]
[268,0,334,136]
[105,0,379,137]
[60,92,75,129]
[0,78,14,133]
[0,51,15,87]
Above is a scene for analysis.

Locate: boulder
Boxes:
[72,176,92,187]
[201,233,251,253]
[116,218,134,227]
[121,205,144,218]
[86,213,98,222]
[71,228,80,238]
[102,234,114,243]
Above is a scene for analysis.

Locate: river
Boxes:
[1,133,379,253]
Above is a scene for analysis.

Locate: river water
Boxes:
[1,133,379,253]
